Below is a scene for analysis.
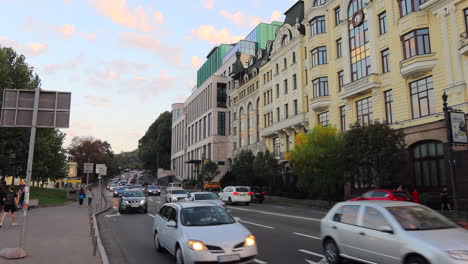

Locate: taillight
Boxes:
[247,192,253,195]
[261,192,265,195]
[233,192,239,195]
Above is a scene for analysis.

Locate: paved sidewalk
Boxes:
[0,202,100,264]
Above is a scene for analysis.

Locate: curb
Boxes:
[93,185,111,264]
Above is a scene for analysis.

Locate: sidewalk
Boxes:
[0,202,100,264]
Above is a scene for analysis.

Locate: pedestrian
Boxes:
[18,188,25,210]
[55,182,59,189]
[0,186,19,227]
[411,187,420,204]
[0,184,5,213]
[441,186,452,211]
[78,187,85,207]
[61,182,65,189]
[86,187,94,207]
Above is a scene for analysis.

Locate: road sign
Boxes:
[96,164,107,175]
[0,89,71,128]
[68,180,82,183]
[84,163,94,173]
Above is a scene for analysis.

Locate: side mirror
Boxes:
[378,225,394,234]
[166,221,177,228]
[234,217,241,222]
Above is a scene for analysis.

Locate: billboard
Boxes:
[451,112,467,144]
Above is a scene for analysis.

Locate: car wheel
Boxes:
[228,197,233,205]
[406,256,429,264]
[154,232,164,253]
[324,239,341,264]
[175,246,184,264]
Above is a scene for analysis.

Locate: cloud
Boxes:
[23,18,96,42]
[86,59,153,88]
[218,10,262,28]
[27,43,48,56]
[84,96,112,107]
[56,24,76,37]
[153,11,164,24]
[191,56,203,68]
[202,0,216,9]
[271,10,282,21]
[72,120,94,130]
[0,36,48,57]
[190,25,244,44]
[172,96,187,104]
[119,71,176,101]
[42,57,82,75]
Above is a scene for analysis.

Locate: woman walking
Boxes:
[86,187,94,207]
[78,187,85,207]
[440,186,452,211]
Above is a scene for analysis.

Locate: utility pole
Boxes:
[86,159,90,187]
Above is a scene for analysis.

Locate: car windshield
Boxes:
[387,206,457,231]
[148,186,159,189]
[194,193,218,200]
[133,185,143,188]
[123,190,144,197]
[180,206,235,226]
[236,187,249,192]
[171,190,187,194]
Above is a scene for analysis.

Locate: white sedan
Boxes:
[152,202,257,264]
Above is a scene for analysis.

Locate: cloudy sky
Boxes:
[0,0,296,153]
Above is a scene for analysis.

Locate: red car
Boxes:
[348,189,413,202]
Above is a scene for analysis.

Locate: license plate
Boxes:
[240,193,246,196]
[131,204,140,207]
[217,254,240,262]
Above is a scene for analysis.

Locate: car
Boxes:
[108,184,119,192]
[167,183,183,193]
[118,189,148,214]
[321,200,468,264]
[166,189,189,203]
[186,192,226,209]
[249,187,265,203]
[152,202,257,264]
[147,185,161,196]
[113,186,126,197]
[132,184,146,194]
[348,189,413,202]
[219,186,251,206]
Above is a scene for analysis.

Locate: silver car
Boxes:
[166,189,189,203]
[321,200,468,264]
[186,192,227,209]
[152,202,257,264]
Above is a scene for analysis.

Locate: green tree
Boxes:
[253,151,278,187]
[200,161,219,182]
[289,125,345,203]
[114,150,143,170]
[343,121,406,188]
[231,149,255,186]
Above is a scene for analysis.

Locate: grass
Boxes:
[30,187,69,205]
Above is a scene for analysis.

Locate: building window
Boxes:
[276,107,280,122]
[274,137,281,158]
[293,74,297,90]
[217,83,227,108]
[313,77,329,98]
[292,52,296,64]
[239,108,244,146]
[335,6,341,26]
[281,34,290,46]
[276,84,280,98]
[399,0,427,17]
[318,112,329,126]
[247,103,253,145]
[312,46,327,67]
[412,141,446,187]
[305,69,308,84]
[293,99,298,115]
[340,106,346,131]
[276,63,279,74]
[336,38,342,58]
[349,0,370,81]
[305,96,309,112]
[285,104,289,119]
[465,8,468,33]
[218,112,226,136]
[381,49,390,73]
[284,58,287,70]
[402,28,431,59]
[284,79,288,94]
[314,0,326,6]
[379,12,387,35]
[384,90,394,124]
[338,71,344,92]
[256,98,260,142]
[310,16,326,36]
[356,97,373,125]
[286,134,290,152]
[207,113,211,136]
[410,76,435,118]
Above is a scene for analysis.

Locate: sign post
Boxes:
[96,164,106,210]
[84,162,94,187]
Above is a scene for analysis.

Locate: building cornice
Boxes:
[420,0,461,13]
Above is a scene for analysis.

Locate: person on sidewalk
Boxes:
[0,184,5,213]
[78,187,85,207]
[0,186,19,227]
[441,186,452,211]
[18,188,25,210]
[86,187,94,207]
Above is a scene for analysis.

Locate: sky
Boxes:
[0,0,297,153]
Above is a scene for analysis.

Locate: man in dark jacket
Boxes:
[0,186,19,228]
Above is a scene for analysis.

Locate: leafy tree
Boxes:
[343,121,406,189]
[253,151,278,187]
[231,149,255,186]
[114,150,143,170]
[289,125,345,203]
[200,161,219,182]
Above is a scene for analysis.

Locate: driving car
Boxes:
[249,187,265,203]
[153,202,257,264]
[166,189,189,203]
[113,186,126,197]
[108,184,118,192]
[131,184,146,194]
[147,185,161,196]
[167,183,183,192]
[321,200,468,264]
[219,186,251,205]
[348,189,413,202]
[186,192,226,209]
[119,189,148,214]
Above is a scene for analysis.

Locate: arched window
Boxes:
[412,141,446,187]
[313,0,326,6]
[310,16,326,36]
[281,34,290,46]
[247,103,253,145]
[348,0,370,81]
[256,98,260,143]
[239,107,244,147]
[399,0,428,17]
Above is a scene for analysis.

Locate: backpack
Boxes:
[5,192,15,206]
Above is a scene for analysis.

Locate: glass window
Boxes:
[379,12,387,35]
[402,28,431,59]
[336,38,342,58]
[338,71,344,91]
[387,206,455,231]
[292,52,296,63]
[218,112,226,136]
[181,206,235,226]
[284,79,288,94]
[247,103,253,145]
[276,107,280,122]
[465,9,468,33]
[333,205,360,225]
[381,49,390,73]
[356,97,373,125]
[399,0,428,17]
[314,0,326,6]
[412,141,446,187]
[293,74,297,90]
[410,76,435,118]
[318,112,329,126]
[274,137,281,157]
[335,6,341,26]
[293,100,298,115]
[340,106,346,131]
[362,207,391,230]
[284,58,287,69]
[384,90,394,124]
[349,0,370,81]
[310,16,326,36]
[216,83,227,108]
[276,84,280,98]
[313,77,329,98]
[284,104,289,119]
[312,46,327,67]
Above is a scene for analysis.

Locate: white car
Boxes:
[219,186,251,205]
[167,183,183,193]
[152,202,257,264]
[186,192,227,209]
[166,189,189,203]
[321,200,468,264]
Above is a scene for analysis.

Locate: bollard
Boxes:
[92,235,97,256]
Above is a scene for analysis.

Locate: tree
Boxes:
[253,151,278,187]
[289,125,345,202]
[231,149,255,186]
[200,161,219,182]
[343,121,406,189]
[114,150,143,170]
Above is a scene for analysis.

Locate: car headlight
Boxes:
[187,240,208,251]
[448,250,468,260]
[139,200,146,204]
[123,200,130,204]
[244,235,256,246]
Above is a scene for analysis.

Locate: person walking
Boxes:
[78,187,85,207]
[0,186,19,227]
[17,188,25,210]
[86,187,94,207]
[0,184,5,213]
[441,186,452,211]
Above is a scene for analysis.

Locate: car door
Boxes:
[355,206,401,264]
[164,206,179,254]
[156,206,169,247]
[331,205,362,258]
[221,187,230,201]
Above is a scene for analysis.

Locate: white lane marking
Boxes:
[272,206,286,209]
[305,260,316,264]
[148,214,155,218]
[155,201,162,204]
[298,249,324,258]
[239,220,275,229]
[253,259,267,263]
[229,207,321,222]
[293,232,321,240]
[149,198,154,201]
[105,213,120,218]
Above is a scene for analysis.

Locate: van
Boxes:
[167,183,183,192]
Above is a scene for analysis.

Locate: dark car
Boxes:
[147,185,161,196]
[113,186,126,197]
[249,186,265,203]
[119,189,147,214]
[348,189,413,202]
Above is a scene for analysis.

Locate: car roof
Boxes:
[225,186,250,188]
[190,192,214,195]
[338,200,419,208]
[168,202,221,209]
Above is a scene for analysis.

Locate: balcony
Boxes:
[400,54,437,79]
[397,11,428,35]
[262,112,308,137]
[460,32,468,56]
[310,96,331,112]
[339,74,381,100]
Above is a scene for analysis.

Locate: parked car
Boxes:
[108,184,118,192]
[321,200,468,264]
[249,187,265,203]
[166,189,189,203]
[147,185,161,196]
[186,192,226,209]
[152,202,257,264]
[348,189,413,202]
[167,183,183,193]
[118,189,148,214]
[219,186,251,206]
